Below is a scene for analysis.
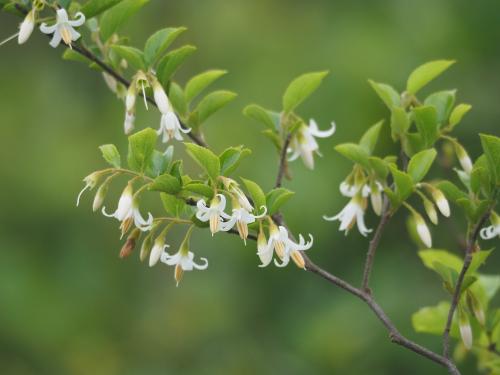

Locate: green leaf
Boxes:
[183,182,213,199]
[146,150,169,178]
[185,70,227,103]
[359,120,384,155]
[469,250,493,274]
[413,106,439,147]
[219,146,251,176]
[243,104,278,130]
[168,82,187,117]
[389,166,414,201]
[149,173,182,194]
[436,180,468,204]
[406,60,455,95]
[282,71,328,113]
[480,133,500,185]
[143,27,187,66]
[412,301,454,336]
[335,143,370,168]
[156,45,197,86]
[194,90,237,126]
[368,80,400,108]
[266,188,294,215]
[160,192,186,217]
[184,143,220,181]
[241,178,266,211]
[62,49,93,65]
[424,90,456,125]
[261,129,282,150]
[99,144,121,168]
[407,148,437,183]
[110,45,145,70]
[127,128,157,172]
[368,156,389,179]
[419,249,462,273]
[100,0,149,41]
[449,104,472,129]
[390,107,410,140]
[81,0,123,19]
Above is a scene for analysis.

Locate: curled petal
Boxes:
[68,12,86,27]
[308,119,336,138]
[76,184,90,206]
[192,257,209,270]
[49,31,62,48]
[40,23,57,34]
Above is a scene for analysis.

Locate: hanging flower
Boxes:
[157,111,191,142]
[40,8,85,48]
[288,119,336,169]
[76,171,102,206]
[18,9,36,44]
[454,143,473,174]
[195,194,231,235]
[102,183,153,236]
[160,226,208,286]
[324,195,372,237]
[480,212,500,240]
[221,201,267,244]
[413,212,432,248]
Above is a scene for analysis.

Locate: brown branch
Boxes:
[361,198,391,293]
[275,133,292,188]
[443,192,498,358]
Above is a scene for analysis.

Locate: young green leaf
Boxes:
[219,146,251,176]
[81,0,123,19]
[413,106,439,147]
[241,178,266,211]
[418,249,462,273]
[185,70,227,103]
[407,148,437,183]
[183,182,214,199]
[282,71,328,113]
[194,90,237,125]
[390,107,410,140]
[368,80,400,108]
[160,192,186,217]
[149,173,182,194]
[168,82,187,117]
[184,143,220,181]
[389,166,414,201]
[156,45,197,86]
[143,27,187,66]
[406,60,455,95]
[243,104,278,130]
[100,0,149,41]
[449,104,471,129]
[423,90,456,125]
[359,120,384,154]
[479,133,500,185]
[266,188,294,215]
[436,180,468,204]
[368,156,389,179]
[335,143,370,168]
[62,49,93,65]
[127,128,157,172]
[110,45,145,70]
[412,302,452,336]
[99,144,121,168]
[146,150,169,178]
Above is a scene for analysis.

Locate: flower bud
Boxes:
[370,182,383,216]
[467,291,485,326]
[124,112,135,135]
[454,143,472,174]
[120,228,140,258]
[125,83,137,112]
[149,223,174,267]
[429,187,450,217]
[140,233,153,262]
[423,198,438,225]
[152,78,170,114]
[414,212,432,248]
[93,180,110,212]
[458,306,473,350]
[18,10,35,44]
[102,72,117,94]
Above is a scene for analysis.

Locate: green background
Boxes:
[0,0,499,374]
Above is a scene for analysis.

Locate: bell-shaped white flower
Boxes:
[124,112,135,135]
[221,202,267,244]
[158,111,191,142]
[458,306,473,350]
[414,212,432,248]
[258,222,313,269]
[160,226,208,286]
[149,237,170,267]
[102,184,153,236]
[195,194,231,235]
[480,212,500,240]
[324,195,372,237]
[40,8,85,48]
[18,9,35,44]
[288,119,336,169]
[152,80,170,114]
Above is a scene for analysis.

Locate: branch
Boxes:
[443,192,498,358]
[361,198,391,293]
[275,133,292,188]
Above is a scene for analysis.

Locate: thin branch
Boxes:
[361,198,391,293]
[443,192,498,358]
[275,133,292,188]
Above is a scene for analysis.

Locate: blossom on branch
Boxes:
[40,8,85,48]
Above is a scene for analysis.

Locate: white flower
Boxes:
[157,111,191,142]
[124,112,135,135]
[18,9,35,44]
[480,212,500,240]
[454,143,473,174]
[288,119,336,169]
[152,81,170,114]
[222,205,267,244]
[324,196,372,237]
[102,72,117,94]
[102,184,153,235]
[258,223,313,269]
[149,236,170,267]
[364,181,384,216]
[40,8,85,48]
[423,198,438,225]
[161,248,208,286]
[431,188,450,217]
[195,194,231,235]
[458,307,473,350]
[414,213,432,248]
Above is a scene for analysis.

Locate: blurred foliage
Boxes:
[1,0,499,374]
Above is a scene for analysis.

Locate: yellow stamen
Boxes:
[174,264,184,286]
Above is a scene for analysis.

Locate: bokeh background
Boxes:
[1,0,499,374]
